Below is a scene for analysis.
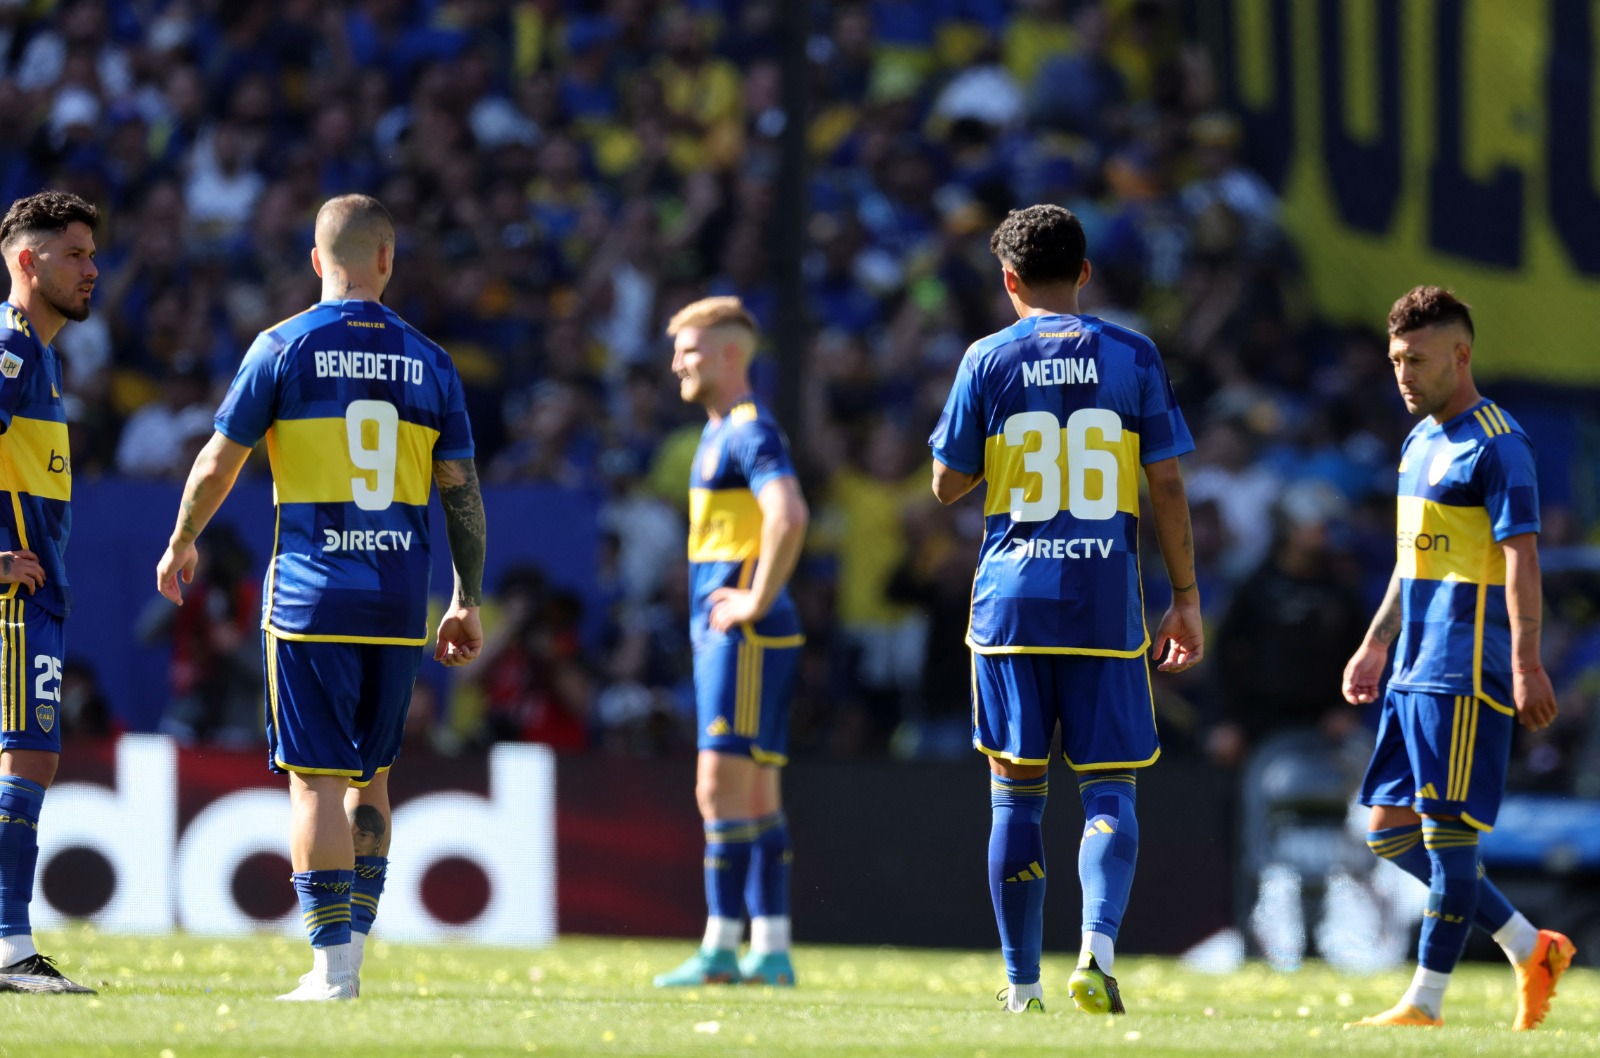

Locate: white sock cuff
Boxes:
[1411,966,1451,989]
[750,916,790,954]
[1081,931,1116,974]
[0,933,36,966]
[1492,912,1538,964]
[703,916,743,952]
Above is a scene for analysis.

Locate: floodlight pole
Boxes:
[772,0,810,436]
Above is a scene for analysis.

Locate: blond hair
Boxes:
[665,296,758,340]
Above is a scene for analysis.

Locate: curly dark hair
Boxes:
[0,190,100,254]
[1387,285,1474,339]
[988,204,1086,286]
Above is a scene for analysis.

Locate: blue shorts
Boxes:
[1359,688,1513,830]
[264,631,423,786]
[694,632,798,765]
[971,652,1159,770]
[0,598,63,753]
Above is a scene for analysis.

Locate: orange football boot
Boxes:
[1513,929,1577,1031]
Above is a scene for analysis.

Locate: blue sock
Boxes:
[745,812,791,922]
[0,777,44,941]
[293,869,354,949]
[1367,824,1516,933]
[352,856,387,937]
[1078,772,1139,943]
[1418,819,1480,973]
[989,773,1048,985]
[704,818,755,944]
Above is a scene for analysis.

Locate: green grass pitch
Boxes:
[2,927,1596,1057]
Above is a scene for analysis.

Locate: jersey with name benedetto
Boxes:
[214,299,474,645]
[0,303,71,617]
[1389,398,1539,710]
[929,314,1193,654]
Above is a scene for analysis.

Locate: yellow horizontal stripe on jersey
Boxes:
[1395,496,1502,585]
[0,416,72,501]
[982,426,1141,520]
[688,487,763,563]
[265,417,437,506]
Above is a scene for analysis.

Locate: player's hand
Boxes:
[1512,666,1558,731]
[435,605,483,667]
[0,550,44,593]
[1341,641,1388,704]
[156,541,198,605]
[707,587,763,633]
[1151,599,1203,673]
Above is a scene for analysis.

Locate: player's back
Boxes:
[929,314,1192,654]
[214,299,474,644]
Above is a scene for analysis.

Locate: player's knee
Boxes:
[0,749,58,789]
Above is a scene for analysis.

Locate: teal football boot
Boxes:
[653,948,742,987]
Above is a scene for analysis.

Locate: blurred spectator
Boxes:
[1208,483,1367,769]
[140,524,262,748]
[466,567,592,752]
[114,357,215,479]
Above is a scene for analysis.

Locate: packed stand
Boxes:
[3,0,1597,785]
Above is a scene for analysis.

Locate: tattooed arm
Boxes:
[1145,456,1203,673]
[432,456,487,666]
[157,432,253,604]
[1502,533,1557,731]
[1342,566,1401,705]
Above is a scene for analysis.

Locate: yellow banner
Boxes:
[1210,0,1600,383]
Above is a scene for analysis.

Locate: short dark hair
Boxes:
[1387,285,1474,339]
[988,204,1087,286]
[0,191,99,254]
[314,193,395,265]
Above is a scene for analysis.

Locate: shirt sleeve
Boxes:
[0,329,35,433]
[1136,342,1195,465]
[432,359,475,460]
[1478,433,1541,541]
[731,418,795,497]
[213,332,281,447]
[928,349,985,475]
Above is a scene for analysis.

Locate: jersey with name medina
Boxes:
[687,398,802,649]
[0,304,72,616]
[1390,398,1539,707]
[928,314,1193,654]
[214,299,474,644]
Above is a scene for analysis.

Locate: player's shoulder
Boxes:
[1082,315,1162,365]
[724,398,785,443]
[0,305,36,374]
[262,302,340,345]
[0,304,35,344]
[380,305,459,371]
[960,317,1041,374]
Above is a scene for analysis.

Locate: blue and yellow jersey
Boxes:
[928,314,1194,654]
[214,299,474,644]
[0,303,71,617]
[1389,398,1539,709]
[687,397,803,649]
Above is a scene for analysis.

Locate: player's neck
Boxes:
[1015,294,1081,318]
[5,289,64,346]
[702,385,753,424]
[1430,381,1482,425]
[321,284,383,304]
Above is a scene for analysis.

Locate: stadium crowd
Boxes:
[3,0,1597,797]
